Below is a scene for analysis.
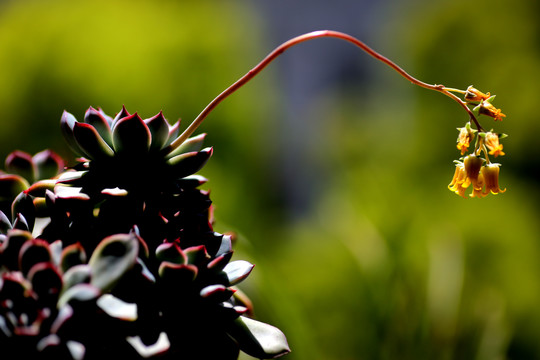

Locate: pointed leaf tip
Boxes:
[223,260,254,285]
[145,111,170,151]
[112,113,152,154]
[61,111,86,156]
[113,105,131,123]
[84,107,113,146]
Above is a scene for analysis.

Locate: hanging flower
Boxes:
[448,155,507,198]
[456,122,476,155]
[448,161,469,198]
[483,131,505,157]
[481,163,506,195]
[463,155,484,190]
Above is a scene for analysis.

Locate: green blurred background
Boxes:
[1,0,539,359]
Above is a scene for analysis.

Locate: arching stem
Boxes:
[166,30,478,152]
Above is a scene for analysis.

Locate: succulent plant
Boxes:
[0,28,507,360]
[0,107,290,359]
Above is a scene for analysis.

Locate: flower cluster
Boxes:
[448,86,507,198]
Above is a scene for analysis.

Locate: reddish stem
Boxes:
[166,30,476,151]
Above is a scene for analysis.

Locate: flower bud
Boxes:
[464,86,490,103]
[478,100,506,121]
[483,132,505,157]
[456,122,476,155]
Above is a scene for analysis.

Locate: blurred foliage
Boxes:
[2,0,540,359]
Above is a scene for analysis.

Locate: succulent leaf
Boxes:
[207,251,234,272]
[0,211,12,233]
[56,171,87,185]
[88,233,139,292]
[184,245,210,265]
[144,111,171,151]
[200,284,236,302]
[25,179,57,197]
[60,242,87,273]
[216,234,233,257]
[0,174,29,202]
[227,316,291,359]
[166,120,181,146]
[96,294,137,321]
[54,185,90,201]
[84,107,113,147]
[5,150,37,183]
[32,150,65,180]
[12,213,30,231]
[73,122,115,159]
[57,283,100,308]
[223,260,254,286]
[101,187,128,196]
[27,262,63,302]
[158,262,198,282]
[62,265,92,294]
[61,111,86,156]
[155,242,186,265]
[19,238,52,275]
[166,133,207,159]
[166,147,213,179]
[177,175,209,187]
[1,229,33,270]
[112,105,131,127]
[11,191,36,230]
[112,113,151,155]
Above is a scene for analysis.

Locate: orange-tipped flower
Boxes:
[478,100,506,121]
[448,156,484,198]
[484,132,505,157]
[464,86,491,103]
[456,122,476,155]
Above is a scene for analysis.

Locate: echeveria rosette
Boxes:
[60,107,212,196]
[52,107,220,258]
[0,150,65,228]
[0,106,290,359]
[0,229,142,359]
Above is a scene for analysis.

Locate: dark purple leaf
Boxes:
[166,147,213,179]
[84,107,113,146]
[32,150,65,180]
[112,113,151,154]
[144,111,170,151]
[5,150,37,183]
[73,122,114,159]
[60,111,86,157]
[166,133,206,158]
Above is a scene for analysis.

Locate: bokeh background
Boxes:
[1,0,539,359]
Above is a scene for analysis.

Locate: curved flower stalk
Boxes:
[0,29,508,360]
[167,31,507,199]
